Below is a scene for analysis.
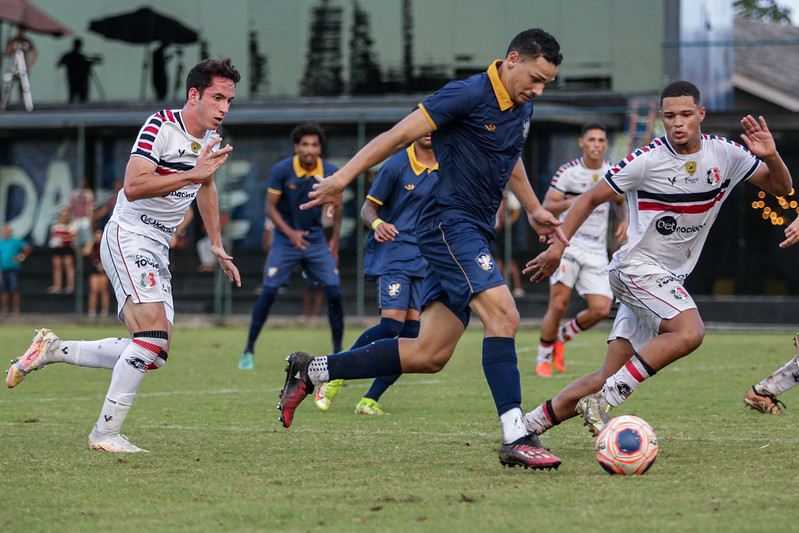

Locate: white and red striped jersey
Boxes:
[110,109,220,246]
[605,134,760,279]
[550,157,613,254]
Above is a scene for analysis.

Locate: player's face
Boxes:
[505,52,558,105]
[415,133,433,151]
[660,96,705,154]
[195,76,236,131]
[579,128,608,165]
[295,134,322,169]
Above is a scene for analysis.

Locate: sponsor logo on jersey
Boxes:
[191,142,201,154]
[404,184,415,191]
[475,253,494,271]
[685,161,697,176]
[267,267,278,278]
[388,282,401,298]
[484,124,496,132]
[140,214,175,234]
[671,286,689,300]
[168,190,197,199]
[706,167,722,186]
[656,275,675,287]
[134,255,160,270]
[655,215,705,236]
[140,271,157,288]
[668,176,677,185]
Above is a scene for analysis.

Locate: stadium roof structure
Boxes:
[733,16,799,111]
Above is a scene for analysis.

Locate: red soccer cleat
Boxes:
[498,434,561,471]
[277,351,315,428]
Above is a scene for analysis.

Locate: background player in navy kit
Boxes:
[238,123,343,370]
[523,81,792,440]
[5,58,241,452]
[313,134,438,414]
[536,122,626,376]
[278,29,567,471]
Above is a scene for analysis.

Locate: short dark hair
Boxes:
[506,28,563,66]
[185,58,240,100]
[660,80,701,105]
[581,122,607,136]
[291,122,325,146]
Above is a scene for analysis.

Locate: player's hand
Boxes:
[287,228,310,250]
[211,244,241,287]
[301,174,345,211]
[328,236,340,262]
[614,217,629,242]
[780,217,799,248]
[373,221,398,242]
[529,207,570,246]
[193,138,233,182]
[740,115,776,160]
[523,247,563,283]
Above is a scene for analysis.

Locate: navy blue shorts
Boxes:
[376,272,424,312]
[418,219,506,326]
[0,269,19,293]
[263,230,340,288]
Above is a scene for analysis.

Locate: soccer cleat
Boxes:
[576,391,612,436]
[88,431,149,453]
[552,341,566,372]
[238,351,254,370]
[355,397,384,415]
[277,351,314,428]
[535,362,552,377]
[314,378,344,411]
[743,385,786,414]
[498,434,561,470]
[6,328,60,388]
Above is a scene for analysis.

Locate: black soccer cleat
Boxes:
[498,434,561,471]
[277,351,315,428]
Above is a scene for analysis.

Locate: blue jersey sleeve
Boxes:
[419,78,477,131]
[267,161,287,194]
[367,160,401,207]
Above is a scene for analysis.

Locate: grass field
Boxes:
[1,322,798,532]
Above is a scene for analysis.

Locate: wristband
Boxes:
[371,218,385,231]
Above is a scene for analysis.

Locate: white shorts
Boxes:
[550,247,613,299]
[100,222,175,325]
[607,269,697,350]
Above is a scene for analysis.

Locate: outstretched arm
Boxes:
[742,115,792,197]
[507,158,568,245]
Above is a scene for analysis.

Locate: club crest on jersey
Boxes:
[267,267,279,278]
[671,286,689,301]
[140,272,157,288]
[191,142,201,154]
[592,173,600,182]
[475,253,494,271]
[522,119,530,139]
[706,167,721,186]
[388,282,402,298]
[685,161,697,176]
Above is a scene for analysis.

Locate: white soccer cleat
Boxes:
[6,328,60,388]
[88,431,149,453]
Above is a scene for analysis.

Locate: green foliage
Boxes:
[0,324,797,532]
[734,0,793,24]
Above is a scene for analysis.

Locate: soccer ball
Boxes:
[595,415,658,475]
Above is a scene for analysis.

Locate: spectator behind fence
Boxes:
[0,224,32,317]
[82,228,110,317]
[57,38,101,103]
[47,207,77,295]
[70,178,95,245]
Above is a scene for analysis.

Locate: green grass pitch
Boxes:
[1,323,797,532]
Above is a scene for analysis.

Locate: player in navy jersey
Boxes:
[238,123,343,370]
[278,29,567,471]
[523,81,792,440]
[313,134,438,414]
[5,58,241,452]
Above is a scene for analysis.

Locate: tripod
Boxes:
[1,47,33,112]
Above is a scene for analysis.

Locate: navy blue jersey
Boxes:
[418,60,534,236]
[267,155,338,235]
[364,145,438,278]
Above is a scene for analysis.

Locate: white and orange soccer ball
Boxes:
[595,415,658,475]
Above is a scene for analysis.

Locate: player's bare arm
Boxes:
[328,197,342,259]
[302,110,432,211]
[266,191,309,250]
[612,194,629,240]
[507,157,568,245]
[361,198,398,243]
[742,115,792,197]
[196,181,240,286]
[524,179,617,282]
[779,216,799,249]
[123,139,231,201]
[542,188,575,217]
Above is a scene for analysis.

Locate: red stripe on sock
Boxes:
[625,360,644,382]
[133,339,162,355]
[542,403,554,424]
